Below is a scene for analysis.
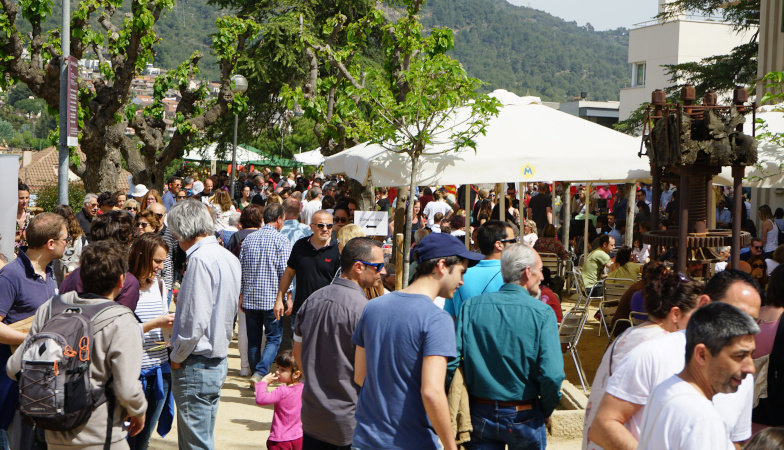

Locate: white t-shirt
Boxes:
[300,198,322,226]
[604,330,753,444]
[423,200,452,227]
[583,324,668,450]
[637,375,734,450]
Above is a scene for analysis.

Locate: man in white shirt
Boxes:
[300,187,323,226]
[637,302,758,450]
[589,270,762,450]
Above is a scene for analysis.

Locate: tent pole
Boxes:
[497,183,505,223]
[551,182,557,228]
[584,182,591,263]
[731,165,744,270]
[519,182,525,220]
[563,183,571,252]
[625,182,635,248]
[465,184,471,249]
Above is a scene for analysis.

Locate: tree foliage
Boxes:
[288,0,500,286]
[0,0,259,192]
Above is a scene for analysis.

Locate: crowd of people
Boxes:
[1,173,783,450]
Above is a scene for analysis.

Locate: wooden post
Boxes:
[395,233,404,290]
[497,183,505,223]
[519,182,525,220]
[651,168,661,232]
[625,183,635,248]
[678,167,690,272]
[464,183,471,249]
[563,182,571,252]
[731,165,744,270]
[707,177,715,229]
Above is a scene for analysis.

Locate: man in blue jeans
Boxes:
[167,200,241,449]
[239,202,292,387]
[450,243,564,449]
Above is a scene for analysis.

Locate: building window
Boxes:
[633,62,646,87]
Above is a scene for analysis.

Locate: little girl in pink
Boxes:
[254,350,304,450]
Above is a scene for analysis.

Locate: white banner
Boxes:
[0,155,20,262]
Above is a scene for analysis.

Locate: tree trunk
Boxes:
[392,185,409,267]
[346,177,375,211]
[401,154,418,288]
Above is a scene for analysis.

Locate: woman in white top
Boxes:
[760,205,779,255]
[522,220,538,247]
[128,233,176,450]
[210,190,237,231]
[582,263,703,450]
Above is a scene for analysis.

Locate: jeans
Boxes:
[128,371,171,450]
[172,356,228,450]
[245,309,282,377]
[468,401,546,450]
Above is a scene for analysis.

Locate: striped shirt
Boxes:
[240,225,292,311]
[136,277,169,370]
[161,227,178,291]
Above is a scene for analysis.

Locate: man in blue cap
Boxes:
[351,232,483,450]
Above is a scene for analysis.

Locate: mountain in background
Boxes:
[420,0,630,102]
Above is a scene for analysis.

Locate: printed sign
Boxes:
[67,56,79,146]
[521,164,535,178]
[354,211,388,236]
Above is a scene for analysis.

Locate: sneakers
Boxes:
[249,373,263,389]
[240,368,250,377]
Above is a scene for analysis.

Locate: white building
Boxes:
[619,0,755,121]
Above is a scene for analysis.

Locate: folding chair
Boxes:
[539,252,562,279]
[630,311,649,326]
[573,268,603,309]
[559,307,590,393]
[598,278,634,337]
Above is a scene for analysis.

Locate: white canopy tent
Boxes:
[183,143,266,163]
[294,148,326,167]
[322,90,650,186]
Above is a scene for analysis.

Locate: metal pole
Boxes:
[731,165,744,270]
[583,182,591,263]
[678,167,690,272]
[625,183,635,248]
[563,182,571,252]
[464,183,471,249]
[230,113,238,200]
[57,0,70,205]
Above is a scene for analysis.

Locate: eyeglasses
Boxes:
[137,222,151,229]
[752,245,762,250]
[499,237,519,244]
[314,223,333,230]
[334,216,348,223]
[54,234,71,244]
[154,213,164,219]
[355,260,385,271]
[176,195,187,200]
[126,207,137,211]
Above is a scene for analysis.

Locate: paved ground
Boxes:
[149,291,605,449]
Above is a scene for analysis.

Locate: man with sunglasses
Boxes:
[444,220,515,319]
[740,237,764,262]
[275,210,340,330]
[293,237,385,449]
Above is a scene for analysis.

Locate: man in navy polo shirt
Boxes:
[0,212,68,447]
[275,210,340,326]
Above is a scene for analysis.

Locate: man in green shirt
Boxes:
[452,243,564,448]
[582,234,615,295]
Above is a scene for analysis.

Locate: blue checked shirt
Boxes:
[239,224,292,310]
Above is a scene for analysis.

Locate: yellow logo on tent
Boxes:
[521,164,535,178]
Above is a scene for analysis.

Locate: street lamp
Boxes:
[229,74,248,201]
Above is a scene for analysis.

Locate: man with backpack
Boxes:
[6,241,147,448]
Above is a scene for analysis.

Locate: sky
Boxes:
[506,0,660,31]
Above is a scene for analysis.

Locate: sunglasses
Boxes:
[752,245,762,250]
[126,207,137,211]
[355,260,384,271]
[154,213,164,219]
[137,222,151,229]
[499,237,519,244]
[315,223,333,230]
[334,216,348,223]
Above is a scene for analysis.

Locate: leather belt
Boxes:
[470,396,536,411]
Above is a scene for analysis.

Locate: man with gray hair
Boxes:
[637,302,758,449]
[76,193,99,240]
[166,199,241,449]
[450,243,563,448]
[300,187,322,226]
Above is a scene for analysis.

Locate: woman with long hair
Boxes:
[583,263,703,449]
[534,224,567,260]
[210,189,236,231]
[238,185,252,211]
[608,246,641,282]
[476,199,493,227]
[52,204,86,285]
[760,204,779,256]
[410,200,425,234]
[141,189,162,210]
[752,265,784,429]
[15,182,31,249]
[127,233,175,450]
[522,219,538,247]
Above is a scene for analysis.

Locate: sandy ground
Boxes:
[149,292,605,450]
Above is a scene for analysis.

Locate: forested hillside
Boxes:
[421,0,630,101]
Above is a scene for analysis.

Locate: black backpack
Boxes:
[17,292,133,431]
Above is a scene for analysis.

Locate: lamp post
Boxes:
[229,74,248,201]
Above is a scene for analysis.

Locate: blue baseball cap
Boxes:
[416,233,484,267]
